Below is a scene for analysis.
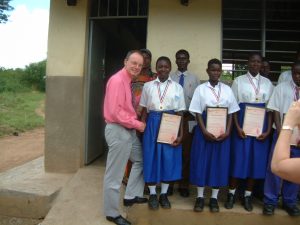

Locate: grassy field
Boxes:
[0,91,45,137]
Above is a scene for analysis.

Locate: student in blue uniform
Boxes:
[140,56,186,210]
[263,60,300,216]
[225,52,274,212]
[189,58,239,212]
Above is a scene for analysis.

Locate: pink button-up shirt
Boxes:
[104,68,143,130]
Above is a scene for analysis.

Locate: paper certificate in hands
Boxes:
[157,113,182,144]
[243,106,266,137]
[206,107,228,138]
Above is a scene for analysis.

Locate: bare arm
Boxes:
[271,101,300,184]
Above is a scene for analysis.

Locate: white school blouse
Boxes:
[231,72,274,104]
[267,80,299,125]
[140,77,186,112]
[189,81,240,114]
[277,70,292,84]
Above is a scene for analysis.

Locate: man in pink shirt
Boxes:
[103,50,147,225]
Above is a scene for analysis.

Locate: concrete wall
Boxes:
[147,0,222,79]
[45,0,89,172]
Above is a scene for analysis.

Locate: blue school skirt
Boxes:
[190,112,231,187]
[143,111,182,183]
[230,102,271,179]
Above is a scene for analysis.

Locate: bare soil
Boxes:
[0,128,44,172]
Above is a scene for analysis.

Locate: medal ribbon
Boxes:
[209,83,221,104]
[157,80,171,107]
[290,81,300,101]
[247,74,260,96]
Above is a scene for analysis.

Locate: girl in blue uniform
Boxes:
[140,56,186,210]
[189,59,239,212]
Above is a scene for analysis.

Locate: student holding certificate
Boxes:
[189,58,239,212]
[226,52,274,212]
[140,56,186,210]
[263,60,300,216]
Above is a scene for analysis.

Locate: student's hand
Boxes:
[257,132,269,141]
[284,101,300,129]
[203,130,217,142]
[171,136,182,147]
[216,132,229,142]
[137,122,146,132]
[237,127,246,139]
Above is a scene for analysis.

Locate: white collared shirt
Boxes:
[267,80,299,125]
[231,72,274,104]
[170,70,200,109]
[140,77,186,112]
[277,70,292,84]
[189,81,240,114]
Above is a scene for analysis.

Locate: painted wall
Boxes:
[147,0,222,79]
[47,0,89,76]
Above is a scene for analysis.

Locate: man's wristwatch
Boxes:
[281,125,294,131]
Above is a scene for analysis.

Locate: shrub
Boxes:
[22,60,46,91]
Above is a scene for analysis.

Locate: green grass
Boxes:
[0,91,45,137]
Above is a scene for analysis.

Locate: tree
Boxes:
[0,0,13,23]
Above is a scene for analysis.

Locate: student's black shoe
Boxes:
[209,198,220,213]
[167,186,174,196]
[283,204,300,216]
[263,204,275,215]
[123,196,148,206]
[193,197,204,212]
[148,194,159,210]
[178,188,190,197]
[106,215,131,225]
[159,193,171,209]
[243,196,253,212]
[224,193,235,209]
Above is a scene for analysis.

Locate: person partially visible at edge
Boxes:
[277,49,300,84]
[140,56,186,210]
[264,60,300,216]
[131,48,156,117]
[189,58,240,213]
[123,49,156,187]
[169,49,200,197]
[103,50,147,225]
[226,52,274,212]
[260,58,271,79]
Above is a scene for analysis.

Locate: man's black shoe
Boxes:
[159,193,171,209]
[106,215,131,225]
[263,204,275,215]
[209,198,220,213]
[193,197,204,212]
[243,196,253,212]
[283,204,300,216]
[224,193,235,209]
[178,188,190,198]
[123,197,148,206]
[148,194,159,210]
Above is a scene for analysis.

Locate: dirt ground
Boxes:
[0,128,44,172]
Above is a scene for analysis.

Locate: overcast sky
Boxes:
[0,0,50,69]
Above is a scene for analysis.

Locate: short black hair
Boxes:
[248,52,263,61]
[175,49,190,59]
[293,60,300,68]
[156,56,171,67]
[140,49,152,58]
[207,58,222,68]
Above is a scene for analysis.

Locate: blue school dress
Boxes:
[230,102,271,179]
[142,111,182,183]
[190,111,231,187]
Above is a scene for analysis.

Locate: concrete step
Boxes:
[40,156,300,225]
[0,157,73,221]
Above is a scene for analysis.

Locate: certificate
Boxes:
[157,113,182,144]
[243,106,266,137]
[206,107,228,138]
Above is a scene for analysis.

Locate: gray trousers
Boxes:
[103,123,144,217]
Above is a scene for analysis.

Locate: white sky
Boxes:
[0,1,49,69]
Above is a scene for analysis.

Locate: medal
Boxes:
[209,82,221,107]
[159,105,163,110]
[247,74,261,102]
